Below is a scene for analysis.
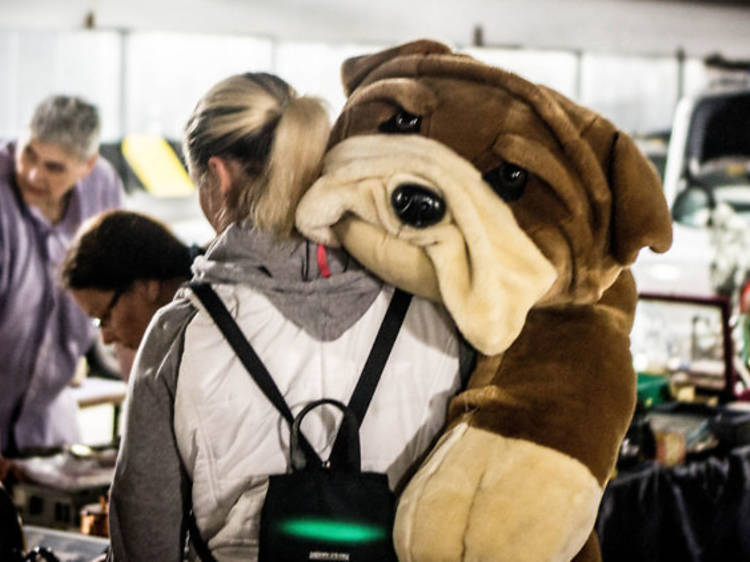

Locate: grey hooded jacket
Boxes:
[107,222,467,561]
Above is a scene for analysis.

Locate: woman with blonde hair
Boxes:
[106,73,463,561]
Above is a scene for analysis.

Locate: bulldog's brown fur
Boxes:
[296,40,672,561]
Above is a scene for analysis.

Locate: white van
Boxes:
[633,86,750,298]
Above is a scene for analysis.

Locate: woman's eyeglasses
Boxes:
[92,288,126,329]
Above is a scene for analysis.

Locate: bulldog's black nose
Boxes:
[391,184,446,228]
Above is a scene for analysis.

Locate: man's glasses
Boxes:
[92,288,126,329]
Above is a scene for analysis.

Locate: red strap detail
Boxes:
[317,244,331,278]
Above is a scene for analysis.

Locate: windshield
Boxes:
[673,160,750,226]
[672,89,750,227]
[687,91,750,165]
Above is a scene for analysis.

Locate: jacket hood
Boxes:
[191,222,382,341]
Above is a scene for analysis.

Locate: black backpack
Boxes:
[188,283,411,562]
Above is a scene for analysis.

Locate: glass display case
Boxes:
[631,292,741,400]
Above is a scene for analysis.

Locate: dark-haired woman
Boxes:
[62,209,196,352]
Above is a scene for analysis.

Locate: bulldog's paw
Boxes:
[394,423,603,562]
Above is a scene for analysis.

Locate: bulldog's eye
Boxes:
[379,111,422,134]
[483,162,528,202]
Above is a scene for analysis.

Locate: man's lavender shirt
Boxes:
[0,141,123,454]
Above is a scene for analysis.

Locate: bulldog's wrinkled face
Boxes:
[296,76,566,355]
[318,74,608,304]
[296,50,671,355]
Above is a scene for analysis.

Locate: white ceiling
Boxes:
[2,0,750,58]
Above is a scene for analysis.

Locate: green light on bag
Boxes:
[279,518,386,543]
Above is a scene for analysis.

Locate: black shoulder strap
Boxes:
[186,502,217,562]
[343,288,411,425]
[329,288,411,464]
[189,281,322,466]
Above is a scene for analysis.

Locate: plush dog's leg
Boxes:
[394,272,637,562]
[394,422,603,562]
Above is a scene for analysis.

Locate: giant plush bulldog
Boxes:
[296,40,672,562]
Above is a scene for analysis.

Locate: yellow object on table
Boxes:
[121,134,194,197]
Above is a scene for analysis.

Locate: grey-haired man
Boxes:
[0,95,123,457]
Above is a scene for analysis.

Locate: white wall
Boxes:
[123,33,273,136]
[0,30,717,141]
[0,0,750,57]
[0,0,744,140]
[0,30,122,140]
[1,0,750,58]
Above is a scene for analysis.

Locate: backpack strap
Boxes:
[189,282,323,467]
[345,288,411,425]
[329,288,411,466]
[185,498,217,562]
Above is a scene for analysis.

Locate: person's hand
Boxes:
[0,454,13,482]
[0,454,24,485]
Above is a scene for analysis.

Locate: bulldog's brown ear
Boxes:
[341,39,453,96]
[608,131,673,264]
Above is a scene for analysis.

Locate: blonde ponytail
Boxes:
[184,73,330,238]
[254,96,330,237]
